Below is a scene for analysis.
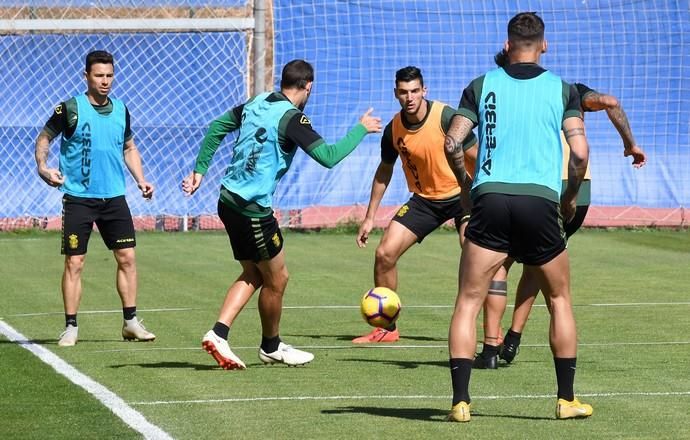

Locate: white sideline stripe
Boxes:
[589,302,690,306]
[285,302,690,309]
[9,302,690,317]
[85,340,690,354]
[130,390,690,406]
[0,237,43,241]
[290,302,690,308]
[10,307,195,317]
[0,320,173,440]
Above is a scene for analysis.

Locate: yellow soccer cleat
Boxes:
[445,401,471,422]
[556,398,593,419]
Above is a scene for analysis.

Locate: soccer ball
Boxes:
[360,287,401,328]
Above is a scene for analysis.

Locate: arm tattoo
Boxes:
[443,115,474,187]
[444,138,468,187]
[563,127,585,140]
[606,106,636,145]
[444,135,463,155]
[34,133,51,168]
[581,91,605,112]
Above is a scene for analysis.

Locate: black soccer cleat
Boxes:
[472,352,498,369]
[499,339,520,364]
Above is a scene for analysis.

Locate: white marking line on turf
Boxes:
[130,390,690,406]
[9,307,195,317]
[0,320,173,440]
[282,302,690,309]
[85,340,690,354]
[9,302,690,318]
[588,302,690,306]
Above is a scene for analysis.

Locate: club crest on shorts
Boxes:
[68,234,79,249]
[396,204,409,217]
[271,232,281,247]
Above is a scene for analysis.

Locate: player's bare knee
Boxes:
[374,244,398,270]
[269,267,289,293]
[460,287,487,305]
[243,268,264,288]
[114,249,136,271]
[64,255,85,274]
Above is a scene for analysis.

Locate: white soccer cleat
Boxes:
[122,317,156,342]
[201,330,246,370]
[258,342,314,366]
[58,325,78,347]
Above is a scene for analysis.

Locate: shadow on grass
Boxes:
[339,357,515,369]
[340,357,448,369]
[283,333,446,343]
[322,406,553,422]
[322,406,447,422]
[109,361,218,371]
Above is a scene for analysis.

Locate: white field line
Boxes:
[85,340,690,354]
[7,301,690,318]
[130,390,690,406]
[0,320,173,440]
[8,307,196,317]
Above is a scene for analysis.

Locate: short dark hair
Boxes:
[395,66,424,87]
[507,12,545,47]
[85,50,114,73]
[280,59,314,90]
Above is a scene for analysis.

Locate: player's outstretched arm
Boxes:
[304,108,382,169]
[358,108,383,134]
[34,131,64,187]
[124,138,154,199]
[605,103,647,168]
[582,91,646,168]
[357,161,394,248]
[561,117,590,222]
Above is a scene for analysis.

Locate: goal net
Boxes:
[0,0,259,230]
[268,0,690,228]
[2,1,689,230]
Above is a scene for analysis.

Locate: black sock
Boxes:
[554,357,577,401]
[261,335,281,353]
[123,306,137,321]
[65,314,77,327]
[449,358,473,405]
[385,323,397,331]
[505,329,522,344]
[481,343,500,357]
[212,322,230,340]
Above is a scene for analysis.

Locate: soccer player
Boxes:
[34,50,156,347]
[183,59,382,370]
[353,66,477,344]
[473,48,648,368]
[444,12,593,421]
[478,74,647,366]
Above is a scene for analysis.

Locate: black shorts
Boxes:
[392,193,469,243]
[565,205,589,238]
[61,194,136,255]
[218,200,283,262]
[464,193,566,266]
